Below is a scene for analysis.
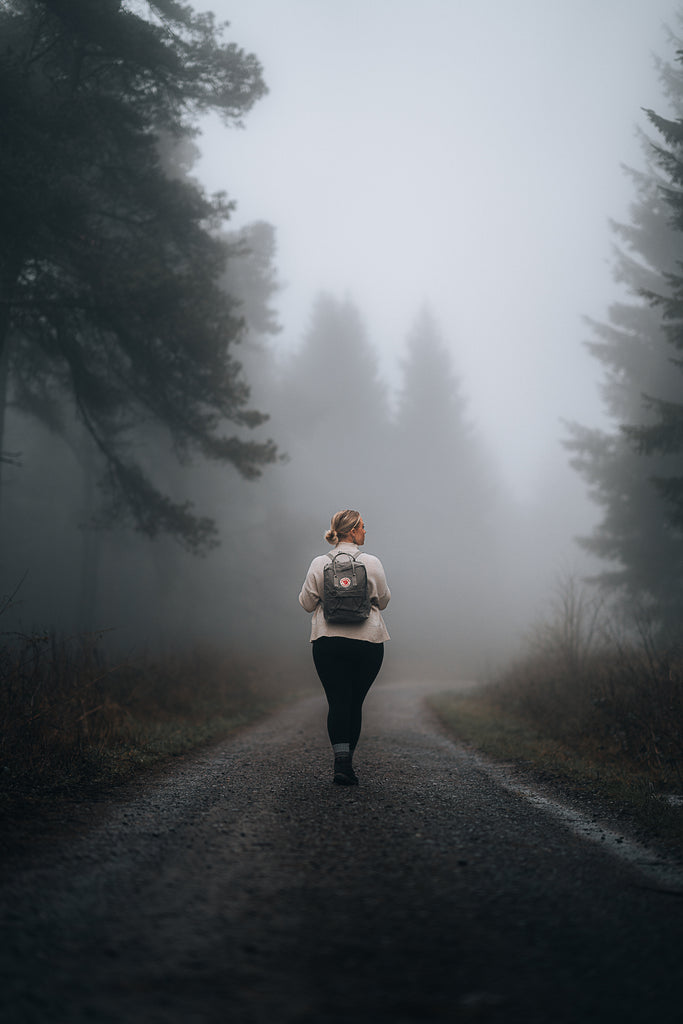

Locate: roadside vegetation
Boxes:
[430,577,683,851]
[0,628,299,829]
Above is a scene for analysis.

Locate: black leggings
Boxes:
[312,637,384,750]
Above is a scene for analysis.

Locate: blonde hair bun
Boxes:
[325,509,361,546]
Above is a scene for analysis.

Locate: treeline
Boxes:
[1,249,567,673]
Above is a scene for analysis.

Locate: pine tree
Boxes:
[247,293,394,650]
[273,290,392,533]
[566,26,683,624]
[0,0,276,552]
[625,105,683,518]
[390,308,506,669]
[279,292,390,447]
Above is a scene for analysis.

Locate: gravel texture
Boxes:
[2,677,682,1024]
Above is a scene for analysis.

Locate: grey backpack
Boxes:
[323,551,371,623]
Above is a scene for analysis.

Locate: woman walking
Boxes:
[299,509,391,785]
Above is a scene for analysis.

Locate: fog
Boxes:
[194,0,673,499]
[1,0,678,675]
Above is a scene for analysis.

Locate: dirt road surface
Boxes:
[2,678,682,1024]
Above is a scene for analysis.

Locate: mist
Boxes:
[1,0,678,676]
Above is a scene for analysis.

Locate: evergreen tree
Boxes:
[0,0,276,552]
[625,106,683,516]
[394,307,472,456]
[170,220,287,648]
[250,293,393,652]
[279,292,390,448]
[566,25,683,624]
[222,221,282,347]
[390,308,508,669]
[274,290,391,536]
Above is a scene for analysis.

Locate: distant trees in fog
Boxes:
[0,0,277,552]
[567,20,683,631]
[387,308,511,663]
[0,3,570,667]
[238,295,523,670]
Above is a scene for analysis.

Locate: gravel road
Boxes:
[2,677,682,1024]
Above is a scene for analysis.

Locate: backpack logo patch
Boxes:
[340,577,352,588]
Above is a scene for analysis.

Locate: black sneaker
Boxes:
[333,758,358,786]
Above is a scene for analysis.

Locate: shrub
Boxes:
[0,630,294,805]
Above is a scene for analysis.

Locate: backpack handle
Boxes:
[327,551,359,586]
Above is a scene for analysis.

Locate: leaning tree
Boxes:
[0,0,278,552]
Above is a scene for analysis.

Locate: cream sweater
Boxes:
[298,542,391,643]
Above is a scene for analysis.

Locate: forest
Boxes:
[1,1,683,807]
[0,0,596,675]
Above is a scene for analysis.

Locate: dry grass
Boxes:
[430,579,683,850]
[0,630,299,817]
[469,645,682,784]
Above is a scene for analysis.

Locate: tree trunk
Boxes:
[0,267,16,518]
[77,430,102,633]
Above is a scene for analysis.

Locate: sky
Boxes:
[192,0,678,500]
